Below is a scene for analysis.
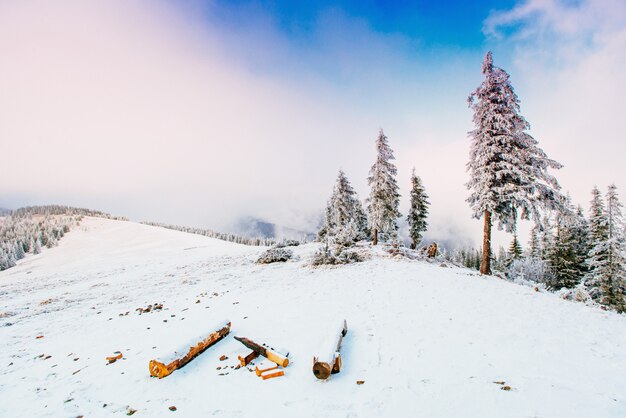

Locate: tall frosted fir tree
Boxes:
[406,169,430,249]
[367,129,401,245]
[466,51,563,275]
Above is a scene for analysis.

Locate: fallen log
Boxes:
[149,321,231,379]
[313,319,347,380]
[234,336,289,367]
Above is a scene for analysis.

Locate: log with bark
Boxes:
[234,336,289,367]
[149,321,231,379]
[313,319,347,380]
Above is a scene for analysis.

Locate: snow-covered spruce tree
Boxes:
[545,203,581,290]
[466,52,563,275]
[318,170,368,249]
[506,235,522,267]
[406,169,429,249]
[539,215,553,261]
[571,205,591,279]
[367,129,401,245]
[584,186,608,299]
[317,200,334,241]
[585,185,626,312]
[527,223,542,258]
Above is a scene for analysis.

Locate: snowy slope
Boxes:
[1,218,625,417]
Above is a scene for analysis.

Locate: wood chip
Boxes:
[169,406,177,411]
[219,355,228,361]
[501,386,512,391]
[255,360,278,376]
[106,353,123,364]
[356,380,365,385]
[36,335,44,339]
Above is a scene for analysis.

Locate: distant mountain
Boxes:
[234,216,316,242]
[0,208,12,216]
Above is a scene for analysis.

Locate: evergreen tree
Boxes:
[585,185,626,312]
[367,129,401,245]
[495,246,507,271]
[571,205,591,279]
[546,203,580,290]
[527,223,542,258]
[33,239,42,255]
[318,170,368,248]
[466,51,563,275]
[540,215,553,261]
[406,169,429,249]
[506,235,522,267]
[14,242,25,260]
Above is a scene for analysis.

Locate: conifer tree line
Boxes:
[316,129,430,262]
[464,51,625,312]
[141,222,277,247]
[0,205,126,271]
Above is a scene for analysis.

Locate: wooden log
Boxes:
[234,336,289,367]
[149,321,231,379]
[313,319,347,380]
[260,368,284,380]
[238,350,259,367]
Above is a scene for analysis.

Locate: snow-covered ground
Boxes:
[1,217,625,417]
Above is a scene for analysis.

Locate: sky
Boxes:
[1,0,625,249]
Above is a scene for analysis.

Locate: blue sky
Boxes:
[205,0,516,48]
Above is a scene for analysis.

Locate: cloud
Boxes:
[0,0,482,243]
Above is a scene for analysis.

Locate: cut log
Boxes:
[260,368,284,380]
[313,319,347,380]
[149,321,231,379]
[238,350,259,367]
[255,360,278,376]
[234,336,289,367]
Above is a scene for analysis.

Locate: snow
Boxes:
[1,217,625,417]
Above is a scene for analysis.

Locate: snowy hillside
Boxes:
[1,218,625,417]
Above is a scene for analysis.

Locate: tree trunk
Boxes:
[149,321,231,379]
[372,228,378,245]
[313,320,348,380]
[480,210,491,275]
